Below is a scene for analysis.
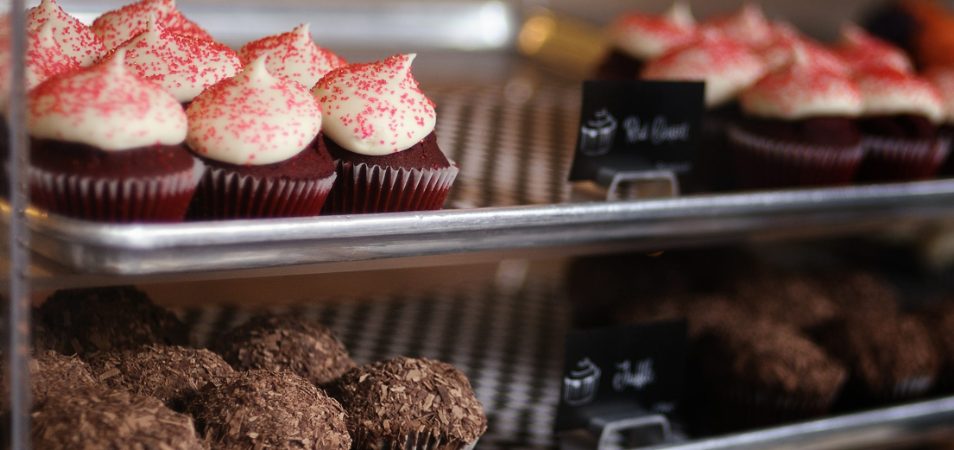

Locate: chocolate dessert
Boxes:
[918,301,954,389]
[332,356,487,450]
[189,370,351,450]
[732,272,841,329]
[1,351,100,410]
[87,344,234,410]
[814,311,939,401]
[37,286,188,356]
[214,314,355,387]
[819,270,901,313]
[32,386,205,450]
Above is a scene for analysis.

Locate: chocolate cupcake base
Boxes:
[857,135,949,181]
[728,125,864,188]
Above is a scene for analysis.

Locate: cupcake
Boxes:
[924,66,954,172]
[595,1,697,80]
[188,370,351,450]
[759,23,849,75]
[855,67,947,181]
[185,56,335,219]
[27,0,106,66]
[115,17,241,104]
[92,0,212,50]
[693,319,847,431]
[702,3,776,51]
[36,286,188,356]
[238,23,347,89]
[26,50,202,222]
[332,357,487,450]
[313,54,459,214]
[214,314,355,387]
[813,310,939,402]
[86,344,234,410]
[33,386,205,450]
[730,49,865,188]
[832,24,914,74]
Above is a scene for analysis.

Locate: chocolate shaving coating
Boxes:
[188,370,351,450]
[37,286,188,356]
[814,311,939,395]
[86,344,234,410]
[733,272,841,329]
[696,320,847,400]
[616,294,752,339]
[215,314,355,386]
[1,351,100,411]
[32,386,205,450]
[919,302,954,377]
[819,270,900,313]
[332,357,487,448]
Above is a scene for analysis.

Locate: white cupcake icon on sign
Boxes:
[579,109,618,156]
[563,358,602,406]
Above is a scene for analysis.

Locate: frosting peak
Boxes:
[26,23,81,89]
[186,56,322,165]
[313,53,437,155]
[834,24,912,74]
[609,3,698,61]
[704,3,775,49]
[92,0,212,50]
[27,49,188,151]
[238,23,347,89]
[117,18,241,102]
[27,0,106,66]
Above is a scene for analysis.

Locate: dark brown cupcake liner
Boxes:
[858,135,950,181]
[28,157,204,223]
[322,160,459,215]
[187,165,336,220]
[728,125,864,189]
[350,429,478,450]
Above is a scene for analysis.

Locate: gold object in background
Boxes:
[518,9,609,79]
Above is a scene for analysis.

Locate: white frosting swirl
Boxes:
[312,53,437,156]
[741,59,862,119]
[609,1,697,61]
[27,50,187,151]
[92,0,211,50]
[27,0,106,66]
[926,67,954,124]
[117,18,241,103]
[238,23,347,89]
[703,3,775,49]
[25,23,81,90]
[186,57,321,165]
[835,24,912,74]
[856,68,943,122]
[642,34,766,108]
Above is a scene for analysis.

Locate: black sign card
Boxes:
[555,321,687,432]
[568,80,705,182]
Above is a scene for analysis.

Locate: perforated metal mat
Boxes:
[182,265,570,450]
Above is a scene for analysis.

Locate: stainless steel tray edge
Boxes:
[19,179,954,275]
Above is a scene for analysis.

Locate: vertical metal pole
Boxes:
[7,0,31,447]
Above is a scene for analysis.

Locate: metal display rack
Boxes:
[6,1,954,449]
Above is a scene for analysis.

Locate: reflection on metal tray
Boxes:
[12,82,954,277]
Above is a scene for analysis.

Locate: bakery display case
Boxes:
[5,0,954,449]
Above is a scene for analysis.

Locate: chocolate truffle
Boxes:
[694,319,847,429]
[188,370,351,450]
[32,386,205,450]
[615,294,749,339]
[733,272,841,329]
[1,351,100,410]
[919,302,954,386]
[814,310,939,401]
[333,357,487,450]
[819,270,900,313]
[36,286,188,356]
[86,344,234,410]
[215,314,354,386]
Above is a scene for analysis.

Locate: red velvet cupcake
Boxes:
[759,23,849,75]
[27,51,201,222]
[92,0,212,51]
[185,56,334,219]
[855,67,947,181]
[113,17,241,104]
[312,54,458,214]
[596,1,698,80]
[238,23,346,89]
[731,50,865,188]
[832,24,914,75]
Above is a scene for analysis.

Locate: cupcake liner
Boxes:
[350,430,478,450]
[858,135,950,181]
[322,160,459,215]
[728,125,864,189]
[29,157,204,223]
[186,166,336,220]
